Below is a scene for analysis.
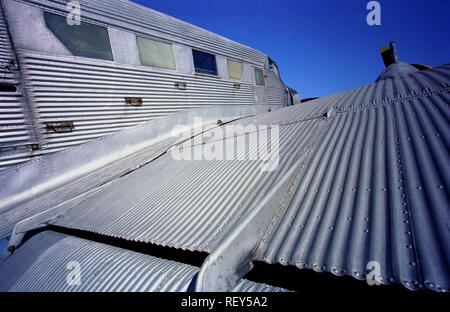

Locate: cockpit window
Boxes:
[192,50,217,75]
[43,11,113,61]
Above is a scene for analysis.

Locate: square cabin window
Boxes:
[254,68,265,86]
[43,11,113,61]
[227,59,243,80]
[192,50,217,75]
[136,37,176,70]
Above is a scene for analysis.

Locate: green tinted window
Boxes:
[43,11,113,61]
[227,59,243,80]
[254,68,265,86]
[136,37,176,70]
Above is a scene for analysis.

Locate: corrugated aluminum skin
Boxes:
[18,51,254,154]
[0,0,290,171]
[255,65,450,292]
[0,1,15,84]
[0,231,286,292]
[0,0,36,170]
[266,69,287,108]
[52,118,325,252]
[0,135,177,238]
[49,64,449,291]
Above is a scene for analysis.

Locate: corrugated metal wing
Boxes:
[48,64,449,291]
[0,231,287,292]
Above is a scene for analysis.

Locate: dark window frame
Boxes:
[192,49,218,76]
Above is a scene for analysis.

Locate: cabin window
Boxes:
[227,59,243,80]
[254,68,265,86]
[136,37,176,70]
[192,50,217,75]
[43,11,113,61]
[268,58,280,78]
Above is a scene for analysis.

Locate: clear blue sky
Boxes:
[131,0,450,99]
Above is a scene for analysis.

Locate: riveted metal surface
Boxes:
[255,66,450,292]
[47,64,450,291]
